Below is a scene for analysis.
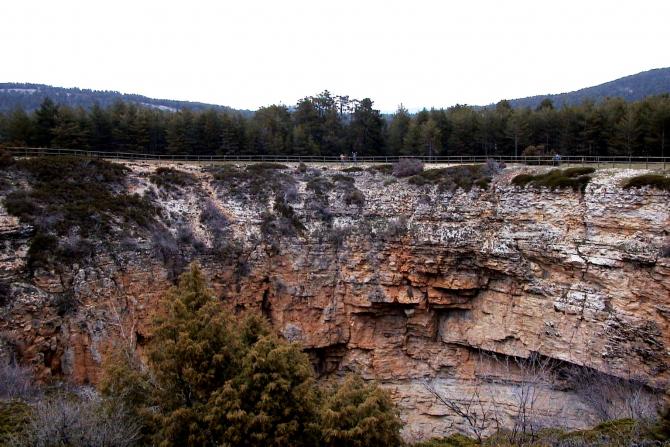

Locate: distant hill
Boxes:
[0,83,251,115]
[501,67,670,109]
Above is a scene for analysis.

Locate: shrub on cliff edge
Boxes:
[623,174,670,191]
[511,167,595,192]
[392,158,424,178]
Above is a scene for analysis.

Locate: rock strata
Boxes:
[1,162,668,440]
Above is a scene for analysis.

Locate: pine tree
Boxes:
[147,263,243,446]
[207,335,321,447]
[33,97,59,147]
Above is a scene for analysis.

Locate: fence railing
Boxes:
[6,147,670,168]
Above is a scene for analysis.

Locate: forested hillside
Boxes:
[0,83,248,115]
[1,91,669,157]
[505,67,670,109]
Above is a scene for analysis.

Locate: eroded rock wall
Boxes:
[1,162,668,440]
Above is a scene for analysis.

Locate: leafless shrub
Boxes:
[393,158,424,178]
[9,391,142,447]
[376,216,408,241]
[176,224,194,244]
[565,366,660,422]
[59,229,93,260]
[326,226,350,250]
[199,200,228,230]
[661,242,670,258]
[151,227,184,280]
[283,182,299,203]
[120,236,140,251]
[485,158,506,175]
[343,188,365,207]
[176,224,205,252]
[0,282,12,307]
[424,351,558,444]
[0,362,36,400]
[500,354,557,444]
[423,377,501,443]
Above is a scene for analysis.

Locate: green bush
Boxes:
[17,156,128,183]
[551,418,651,446]
[306,177,334,197]
[261,195,306,237]
[149,167,196,189]
[6,156,155,236]
[330,174,365,207]
[332,174,355,184]
[0,400,32,443]
[511,167,595,192]
[341,166,365,173]
[3,156,156,269]
[211,164,296,202]
[623,174,670,191]
[3,191,36,219]
[27,232,58,269]
[414,434,477,447]
[562,167,596,177]
[367,164,393,175]
[422,419,658,447]
[344,189,365,207]
[319,374,403,447]
[408,165,492,192]
[245,162,289,171]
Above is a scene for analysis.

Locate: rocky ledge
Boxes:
[0,161,668,441]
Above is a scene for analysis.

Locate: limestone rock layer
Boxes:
[1,162,668,440]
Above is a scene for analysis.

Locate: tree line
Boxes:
[1,91,669,157]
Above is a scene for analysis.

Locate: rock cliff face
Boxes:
[1,161,669,441]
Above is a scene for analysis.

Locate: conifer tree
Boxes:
[319,374,403,447]
[147,263,242,446]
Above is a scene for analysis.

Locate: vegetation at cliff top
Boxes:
[393,158,424,178]
[623,173,670,191]
[4,156,155,234]
[367,164,394,175]
[341,166,365,173]
[511,167,595,192]
[407,164,495,192]
[149,167,196,190]
[210,163,295,202]
[2,156,156,268]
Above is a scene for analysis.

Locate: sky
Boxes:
[1,0,669,112]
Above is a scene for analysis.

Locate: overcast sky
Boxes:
[2,0,669,112]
